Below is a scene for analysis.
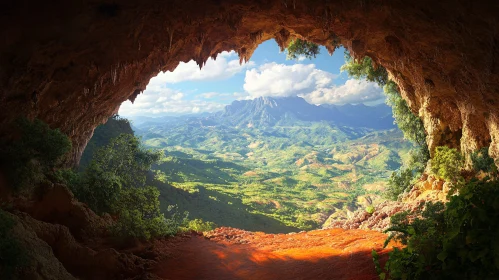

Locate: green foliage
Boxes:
[286,39,320,60]
[0,210,28,278]
[186,219,217,232]
[380,178,499,279]
[71,132,179,240]
[340,54,389,86]
[384,81,428,149]
[372,250,386,280]
[137,121,409,232]
[0,118,71,191]
[431,146,464,182]
[111,188,188,240]
[438,178,499,279]
[386,168,414,201]
[471,146,496,174]
[79,114,134,168]
[381,202,446,279]
[366,206,375,214]
[73,134,161,214]
[163,205,190,235]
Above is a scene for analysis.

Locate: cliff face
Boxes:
[0,0,498,164]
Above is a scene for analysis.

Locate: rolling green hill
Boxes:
[83,97,411,232]
[125,98,413,232]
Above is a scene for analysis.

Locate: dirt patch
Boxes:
[153,227,393,280]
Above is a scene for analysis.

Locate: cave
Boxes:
[1,0,498,165]
[1,0,499,279]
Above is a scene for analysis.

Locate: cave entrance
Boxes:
[77,39,410,234]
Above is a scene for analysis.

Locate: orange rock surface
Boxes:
[153,227,393,280]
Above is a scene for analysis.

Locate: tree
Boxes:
[69,133,183,240]
[110,187,185,240]
[286,39,320,60]
[340,54,389,86]
[74,134,161,214]
[79,114,134,168]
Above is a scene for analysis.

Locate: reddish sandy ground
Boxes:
[153,227,393,280]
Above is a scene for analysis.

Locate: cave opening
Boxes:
[1,1,499,279]
[72,38,413,234]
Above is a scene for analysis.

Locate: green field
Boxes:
[135,119,412,232]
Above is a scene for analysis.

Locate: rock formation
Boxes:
[2,183,156,279]
[323,174,449,231]
[0,0,498,165]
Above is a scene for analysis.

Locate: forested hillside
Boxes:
[120,97,414,231]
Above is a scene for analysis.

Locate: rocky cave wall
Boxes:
[1,0,498,165]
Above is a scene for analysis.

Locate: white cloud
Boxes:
[243,62,336,98]
[243,62,384,104]
[302,79,384,105]
[149,51,254,84]
[118,86,226,116]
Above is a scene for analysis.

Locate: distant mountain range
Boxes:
[127,96,395,130]
[218,96,394,129]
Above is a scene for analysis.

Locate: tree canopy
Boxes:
[286,39,320,60]
[340,54,389,86]
[68,133,185,240]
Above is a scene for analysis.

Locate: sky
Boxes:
[119,40,385,117]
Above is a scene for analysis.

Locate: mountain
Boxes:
[321,103,395,129]
[218,96,395,129]
[126,96,395,130]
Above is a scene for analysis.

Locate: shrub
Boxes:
[384,81,428,149]
[0,118,71,191]
[470,146,496,174]
[386,168,413,201]
[381,202,446,280]
[365,206,375,215]
[0,210,28,278]
[111,203,188,241]
[379,179,499,279]
[431,146,464,182]
[163,205,190,236]
[187,219,217,232]
[438,178,499,279]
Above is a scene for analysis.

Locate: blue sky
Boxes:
[119,40,384,116]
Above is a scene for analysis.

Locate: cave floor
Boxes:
[152,227,393,280]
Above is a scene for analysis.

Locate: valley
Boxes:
[123,96,413,232]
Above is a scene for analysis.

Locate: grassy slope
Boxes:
[140,121,412,232]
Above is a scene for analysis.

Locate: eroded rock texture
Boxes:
[4,184,156,279]
[0,0,498,164]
